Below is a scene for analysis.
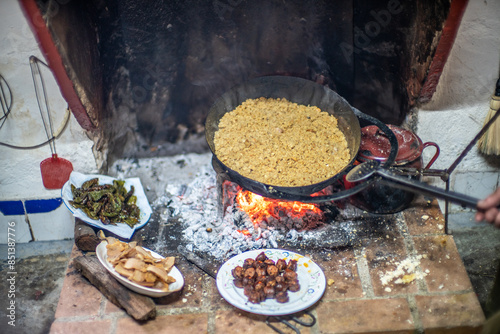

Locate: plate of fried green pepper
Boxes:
[62,171,152,239]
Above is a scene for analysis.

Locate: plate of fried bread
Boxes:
[96,238,184,297]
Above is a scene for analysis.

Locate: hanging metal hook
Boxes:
[30,55,57,156]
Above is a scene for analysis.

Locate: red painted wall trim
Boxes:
[18,0,96,131]
[419,0,469,103]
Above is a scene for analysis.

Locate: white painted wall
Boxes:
[0,0,96,243]
[416,0,500,212]
[0,0,97,201]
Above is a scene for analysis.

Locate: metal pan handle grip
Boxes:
[377,168,479,209]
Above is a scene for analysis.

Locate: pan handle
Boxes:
[352,108,398,168]
[376,167,479,208]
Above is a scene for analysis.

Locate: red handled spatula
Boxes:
[30,56,73,189]
[39,152,73,189]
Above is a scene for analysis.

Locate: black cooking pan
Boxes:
[206,76,398,202]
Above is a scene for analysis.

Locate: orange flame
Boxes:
[235,189,323,226]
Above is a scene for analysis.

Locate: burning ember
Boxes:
[224,181,329,233]
[236,190,323,221]
[234,188,325,232]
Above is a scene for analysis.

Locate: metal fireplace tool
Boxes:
[265,310,316,334]
[387,106,500,234]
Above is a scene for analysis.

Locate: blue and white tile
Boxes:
[26,198,75,241]
[0,200,33,244]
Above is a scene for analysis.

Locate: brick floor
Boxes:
[116,313,209,333]
[50,197,485,333]
[316,298,414,334]
[415,293,485,333]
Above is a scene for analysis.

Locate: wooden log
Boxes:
[74,218,100,251]
[73,255,156,321]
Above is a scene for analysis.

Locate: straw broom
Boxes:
[477,78,500,155]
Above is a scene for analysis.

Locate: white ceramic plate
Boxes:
[96,241,184,298]
[216,249,326,316]
[62,171,152,239]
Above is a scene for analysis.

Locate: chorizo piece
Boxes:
[244,267,256,279]
[254,281,266,292]
[232,266,244,279]
[288,280,300,292]
[256,267,267,277]
[264,259,276,266]
[255,252,268,262]
[275,291,289,303]
[243,258,255,269]
[276,259,287,272]
[275,282,288,292]
[287,259,298,271]
[266,278,277,287]
[243,285,254,297]
[233,278,244,288]
[264,286,276,298]
[283,268,298,281]
[248,291,261,304]
[242,277,255,287]
[267,265,279,277]
[256,275,267,284]
[256,261,267,269]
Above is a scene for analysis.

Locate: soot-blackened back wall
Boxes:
[31,0,451,169]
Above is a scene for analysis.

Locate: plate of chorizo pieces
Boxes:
[216,249,326,316]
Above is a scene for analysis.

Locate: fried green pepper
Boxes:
[69,178,141,228]
[81,178,99,190]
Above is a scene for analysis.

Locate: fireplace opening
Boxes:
[24,0,454,170]
[138,154,404,263]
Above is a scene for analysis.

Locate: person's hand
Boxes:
[476,188,500,227]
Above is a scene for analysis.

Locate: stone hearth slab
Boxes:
[50,197,485,333]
